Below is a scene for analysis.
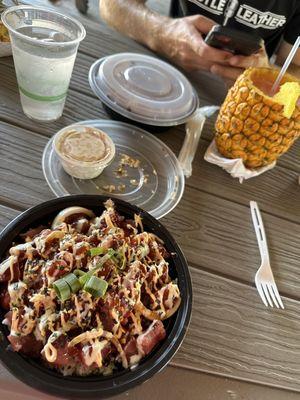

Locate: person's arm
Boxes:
[100,0,167,53]
[100,0,232,71]
[276,40,300,79]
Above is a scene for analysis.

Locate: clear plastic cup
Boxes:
[1,5,86,121]
[53,124,116,179]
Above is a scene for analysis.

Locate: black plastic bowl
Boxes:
[0,195,192,399]
[102,103,172,134]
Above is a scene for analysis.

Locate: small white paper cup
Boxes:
[53,124,115,180]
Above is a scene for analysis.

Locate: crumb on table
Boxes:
[117,184,126,192]
[120,153,141,168]
[144,174,149,184]
[102,184,116,193]
[114,166,128,178]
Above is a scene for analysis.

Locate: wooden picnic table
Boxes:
[1,1,300,399]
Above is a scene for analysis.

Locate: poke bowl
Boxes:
[0,195,192,399]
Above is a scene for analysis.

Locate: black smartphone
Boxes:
[205,25,263,56]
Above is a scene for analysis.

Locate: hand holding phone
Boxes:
[205,25,263,56]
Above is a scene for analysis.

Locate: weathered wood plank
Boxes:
[1,362,300,400]
[0,365,206,400]
[163,186,300,298]
[0,205,19,228]
[169,138,300,224]
[172,266,300,392]
[0,121,53,209]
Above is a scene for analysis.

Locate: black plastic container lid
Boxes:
[89,53,199,126]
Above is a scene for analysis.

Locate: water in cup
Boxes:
[1,6,86,121]
[12,26,76,121]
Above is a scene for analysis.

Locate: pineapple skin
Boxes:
[0,22,10,42]
[215,68,300,169]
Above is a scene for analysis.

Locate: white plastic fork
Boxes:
[250,201,284,309]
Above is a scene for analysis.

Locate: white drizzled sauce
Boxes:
[8,281,27,306]
[43,331,63,363]
[82,339,108,368]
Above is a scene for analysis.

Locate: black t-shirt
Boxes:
[169,0,300,56]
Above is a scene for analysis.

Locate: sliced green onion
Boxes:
[63,273,81,293]
[76,253,113,288]
[89,247,105,257]
[106,247,127,270]
[79,273,91,287]
[107,248,118,265]
[53,279,71,301]
[83,276,108,298]
[107,248,116,257]
[73,269,86,277]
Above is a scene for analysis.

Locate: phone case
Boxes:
[205,25,263,56]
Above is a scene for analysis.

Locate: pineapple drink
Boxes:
[215,68,300,169]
